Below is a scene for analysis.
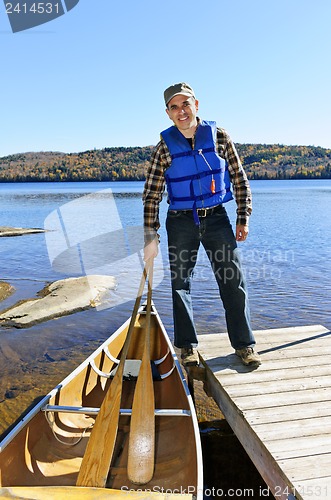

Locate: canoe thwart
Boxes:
[138,309,157,316]
[42,404,191,417]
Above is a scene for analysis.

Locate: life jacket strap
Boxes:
[166,167,222,184]
[171,147,215,160]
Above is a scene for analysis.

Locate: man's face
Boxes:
[166,95,199,136]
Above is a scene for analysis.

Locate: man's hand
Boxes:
[236,224,249,242]
[144,238,159,261]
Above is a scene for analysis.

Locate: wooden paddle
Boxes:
[76,264,148,488]
[127,257,155,484]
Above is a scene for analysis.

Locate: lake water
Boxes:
[1,179,330,329]
[0,179,330,434]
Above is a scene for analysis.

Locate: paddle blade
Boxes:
[76,374,122,487]
[127,356,155,484]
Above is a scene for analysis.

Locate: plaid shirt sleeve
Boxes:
[216,127,252,226]
[142,139,170,242]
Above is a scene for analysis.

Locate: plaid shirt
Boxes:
[143,119,252,240]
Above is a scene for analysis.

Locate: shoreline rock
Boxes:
[0,282,15,301]
[0,226,46,237]
[0,275,117,328]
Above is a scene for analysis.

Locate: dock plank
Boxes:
[247,400,331,424]
[279,453,331,481]
[294,477,331,499]
[267,434,331,459]
[208,365,331,385]
[196,324,331,500]
[255,415,331,441]
[226,387,331,410]
[225,374,331,397]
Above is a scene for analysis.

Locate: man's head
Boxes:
[164,82,199,138]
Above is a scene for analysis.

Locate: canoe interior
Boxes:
[0,310,200,497]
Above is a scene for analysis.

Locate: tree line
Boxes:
[0,143,330,182]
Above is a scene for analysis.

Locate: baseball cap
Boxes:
[164,82,195,106]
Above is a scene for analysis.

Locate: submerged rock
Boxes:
[0,275,117,328]
[0,226,46,237]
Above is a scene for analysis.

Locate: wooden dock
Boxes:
[191,324,331,500]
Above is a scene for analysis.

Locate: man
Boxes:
[143,82,261,368]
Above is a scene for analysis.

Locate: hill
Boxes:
[238,143,331,179]
[0,143,330,182]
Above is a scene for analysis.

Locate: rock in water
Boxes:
[0,275,117,328]
[0,226,46,237]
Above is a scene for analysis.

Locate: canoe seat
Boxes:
[104,345,171,368]
[90,359,162,380]
[109,359,162,380]
[90,358,175,380]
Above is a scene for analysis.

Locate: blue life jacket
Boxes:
[162,120,233,224]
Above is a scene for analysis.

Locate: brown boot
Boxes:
[181,347,199,366]
[235,347,261,367]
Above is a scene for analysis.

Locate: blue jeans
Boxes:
[166,205,256,350]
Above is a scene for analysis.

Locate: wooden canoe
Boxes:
[0,305,203,499]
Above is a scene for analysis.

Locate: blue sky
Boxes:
[1,0,331,157]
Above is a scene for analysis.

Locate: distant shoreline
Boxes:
[1,177,331,183]
[0,144,330,182]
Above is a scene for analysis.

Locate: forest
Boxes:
[0,143,330,182]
